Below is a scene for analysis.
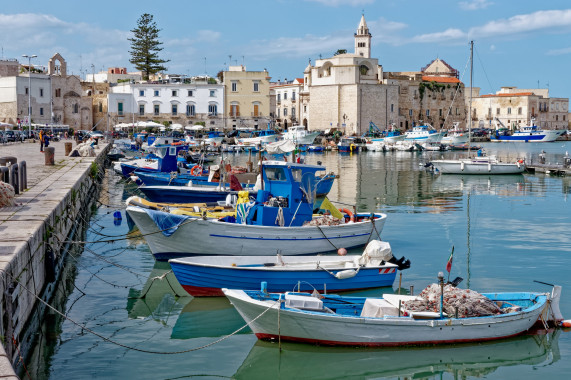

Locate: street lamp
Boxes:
[22,54,37,130]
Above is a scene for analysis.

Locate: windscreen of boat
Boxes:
[300,172,316,205]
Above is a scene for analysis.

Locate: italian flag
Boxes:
[446,246,454,273]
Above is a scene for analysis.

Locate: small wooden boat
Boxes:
[169,240,410,296]
[224,284,562,347]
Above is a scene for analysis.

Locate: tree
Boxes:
[128,13,170,80]
[333,49,347,56]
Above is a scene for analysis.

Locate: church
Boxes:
[300,15,466,134]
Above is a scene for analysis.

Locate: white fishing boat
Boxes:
[404,124,445,142]
[282,125,320,145]
[441,122,469,145]
[127,160,386,261]
[431,41,526,175]
[224,284,562,347]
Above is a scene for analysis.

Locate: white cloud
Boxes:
[459,0,493,11]
[546,47,571,55]
[305,0,374,7]
[410,9,571,44]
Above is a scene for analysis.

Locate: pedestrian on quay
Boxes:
[39,129,45,152]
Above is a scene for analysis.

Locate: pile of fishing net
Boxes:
[403,284,505,318]
[0,181,15,207]
[303,214,343,227]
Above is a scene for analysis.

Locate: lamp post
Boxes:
[22,54,37,131]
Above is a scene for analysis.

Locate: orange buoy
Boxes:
[191,165,203,176]
[560,320,571,328]
[338,208,355,223]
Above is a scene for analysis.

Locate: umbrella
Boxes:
[170,123,183,131]
[186,124,204,131]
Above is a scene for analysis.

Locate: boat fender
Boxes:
[488,163,492,172]
[350,143,356,152]
[460,162,465,171]
[191,165,203,176]
[335,269,358,280]
[338,208,355,223]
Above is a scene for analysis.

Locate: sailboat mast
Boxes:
[468,40,473,155]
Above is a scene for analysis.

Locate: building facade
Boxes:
[271,78,303,130]
[470,87,569,130]
[0,54,92,130]
[107,77,225,129]
[223,66,271,130]
[384,59,467,131]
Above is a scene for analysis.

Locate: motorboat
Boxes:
[169,240,410,296]
[490,119,566,142]
[282,125,320,145]
[126,160,386,261]
[441,122,469,145]
[404,124,445,142]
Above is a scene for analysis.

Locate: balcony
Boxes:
[230,112,240,117]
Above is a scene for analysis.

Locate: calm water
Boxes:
[26,142,571,379]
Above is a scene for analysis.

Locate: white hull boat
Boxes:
[224,285,561,346]
[126,206,387,261]
[431,156,525,174]
[282,126,320,145]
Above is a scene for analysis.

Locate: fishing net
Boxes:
[303,214,343,226]
[403,284,504,318]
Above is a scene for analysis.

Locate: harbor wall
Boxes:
[0,142,109,377]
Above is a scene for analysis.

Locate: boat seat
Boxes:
[285,293,323,311]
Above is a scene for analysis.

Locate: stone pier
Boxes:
[0,138,110,378]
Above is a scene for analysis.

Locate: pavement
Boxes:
[0,138,109,378]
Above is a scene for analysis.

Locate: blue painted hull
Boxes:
[169,257,397,296]
[138,185,239,203]
[338,145,359,153]
[134,169,210,185]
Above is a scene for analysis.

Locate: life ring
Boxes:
[518,159,524,164]
[191,165,203,176]
[339,208,355,222]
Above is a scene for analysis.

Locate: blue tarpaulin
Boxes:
[143,208,191,237]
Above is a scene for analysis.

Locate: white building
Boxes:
[271,78,303,130]
[108,78,225,129]
[470,87,569,130]
[0,74,52,126]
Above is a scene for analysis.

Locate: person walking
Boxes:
[39,130,45,152]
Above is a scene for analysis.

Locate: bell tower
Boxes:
[354,14,371,58]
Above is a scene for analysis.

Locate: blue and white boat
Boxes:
[237,127,280,145]
[120,144,187,178]
[224,284,562,346]
[126,160,386,260]
[491,120,565,142]
[169,240,409,296]
[405,124,445,142]
[338,137,359,152]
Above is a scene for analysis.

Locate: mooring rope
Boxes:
[8,272,278,355]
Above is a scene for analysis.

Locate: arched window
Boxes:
[360,65,369,75]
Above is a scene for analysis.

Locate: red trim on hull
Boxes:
[182,285,224,297]
[254,331,526,347]
[182,284,394,297]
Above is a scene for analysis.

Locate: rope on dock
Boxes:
[7,271,276,355]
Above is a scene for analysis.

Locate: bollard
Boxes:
[0,156,17,166]
[64,142,73,156]
[9,164,19,194]
[19,161,27,190]
[44,147,55,165]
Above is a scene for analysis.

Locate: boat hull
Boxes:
[126,207,386,261]
[169,255,397,296]
[224,289,548,346]
[139,185,240,203]
[431,159,525,174]
[490,130,565,142]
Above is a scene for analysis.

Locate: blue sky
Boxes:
[1,0,571,106]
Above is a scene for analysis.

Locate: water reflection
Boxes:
[126,261,190,322]
[171,297,249,339]
[234,330,562,380]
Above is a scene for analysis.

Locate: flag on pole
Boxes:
[446,246,454,273]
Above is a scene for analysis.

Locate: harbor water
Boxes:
[26,142,571,379]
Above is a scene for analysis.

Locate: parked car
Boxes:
[3,130,17,142]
